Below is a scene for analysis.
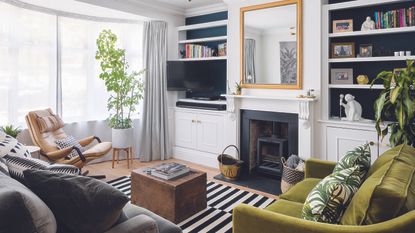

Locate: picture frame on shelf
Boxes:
[332,19,353,33]
[359,44,373,57]
[331,42,355,58]
[331,68,353,84]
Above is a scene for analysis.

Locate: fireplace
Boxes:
[240,110,298,177]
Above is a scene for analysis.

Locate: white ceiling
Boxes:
[149,0,224,9]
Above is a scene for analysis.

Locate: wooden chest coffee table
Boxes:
[131,168,207,223]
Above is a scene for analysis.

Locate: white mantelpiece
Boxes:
[223,94,318,160]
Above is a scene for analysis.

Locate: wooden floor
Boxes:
[85,158,277,199]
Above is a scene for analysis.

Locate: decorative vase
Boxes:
[356,75,369,85]
[235,89,241,95]
[112,128,133,148]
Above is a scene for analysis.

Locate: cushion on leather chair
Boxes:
[34,109,64,133]
[341,144,415,225]
[265,199,304,218]
[84,141,112,157]
[279,178,321,203]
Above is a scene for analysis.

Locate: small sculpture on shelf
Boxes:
[234,81,242,95]
[361,16,375,31]
[339,94,362,121]
[356,75,369,85]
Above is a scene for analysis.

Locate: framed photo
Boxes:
[331,42,355,58]
[359,44,373,57]
[331,68,353,84]
[333,19,353,33]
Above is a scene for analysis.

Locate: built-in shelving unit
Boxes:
[322,0,415,121]
[177,19,228,32]
[177,17,227,61]
[329,25,415,37]
[328,84,384,89]
[329,55,415,63]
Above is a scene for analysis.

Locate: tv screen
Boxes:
[167,60,226,98]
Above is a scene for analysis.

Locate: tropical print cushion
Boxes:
[333,143,371,179]
[302,166,363,224]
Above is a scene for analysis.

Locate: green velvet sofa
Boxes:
[233,145,415,233]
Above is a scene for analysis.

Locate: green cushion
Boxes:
[333,143,371,179]
[341,144,415,225]
[367,144,407,177]
[302,166,362,224]
[265,199,304,218]
[279,178,321,203]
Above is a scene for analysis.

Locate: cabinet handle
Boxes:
[197,120,202,124]
[369,141,375,146]
[192,120,196,123]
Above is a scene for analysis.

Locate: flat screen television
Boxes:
[167,60,226,99]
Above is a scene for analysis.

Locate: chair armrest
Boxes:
[45,146,86,162]
[305,159,336,179]
[233,204,415,233]
[79,136,102,147]
[104,215,159,233]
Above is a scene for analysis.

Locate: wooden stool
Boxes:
[112,147,133,169]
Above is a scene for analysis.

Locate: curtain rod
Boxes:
[1,0,142,24]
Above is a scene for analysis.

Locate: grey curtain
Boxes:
[139,21,170,162]
[244,39,256,84]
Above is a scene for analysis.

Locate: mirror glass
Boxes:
[242,1,301,88]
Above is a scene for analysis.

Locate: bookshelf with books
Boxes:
[177,12,228,61]
[322,0,415,122]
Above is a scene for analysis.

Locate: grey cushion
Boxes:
[123,203,182,233]
[23,169,129,233]
[0,172,57,233]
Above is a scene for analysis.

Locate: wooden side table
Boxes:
[131,168,207,223]
[112,147,133,169]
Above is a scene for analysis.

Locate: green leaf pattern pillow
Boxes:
[302,166,362,224]
[333,144,371,179]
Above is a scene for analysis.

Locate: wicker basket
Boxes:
[281,157,305,193]
[217,145,244,180]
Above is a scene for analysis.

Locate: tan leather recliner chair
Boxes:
[25,108,112,171]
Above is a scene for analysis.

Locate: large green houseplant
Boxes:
[371,60,415,147]
[95,29,144,148]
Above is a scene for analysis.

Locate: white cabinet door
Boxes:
[326,127,387,163]
[196,113,224,154]
[174,111,197,149]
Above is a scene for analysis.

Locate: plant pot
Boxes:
[112,128,133,149]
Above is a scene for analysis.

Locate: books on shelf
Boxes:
[147,163,190,180]
[184,44,224,59]
[374,6,415,29]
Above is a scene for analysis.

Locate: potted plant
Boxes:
[371,60,415,147]
[0,125,22,138]
[235,81,242,95]
[95,30,145,149]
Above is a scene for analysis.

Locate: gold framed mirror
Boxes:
[240,0,302,89]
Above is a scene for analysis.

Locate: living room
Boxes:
[1,0,415,233]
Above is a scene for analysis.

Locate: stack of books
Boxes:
[149,163,190,180]
[184,44,215,58]
[374,6,415,29]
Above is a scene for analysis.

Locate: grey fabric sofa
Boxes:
[0,171,182,233]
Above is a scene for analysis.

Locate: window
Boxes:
[0,2,143,126]
[0,3,57,126]
[60,18,142,122]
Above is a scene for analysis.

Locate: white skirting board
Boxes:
[173,146,219,169]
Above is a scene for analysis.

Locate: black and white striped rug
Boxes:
[108,176,276,233]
